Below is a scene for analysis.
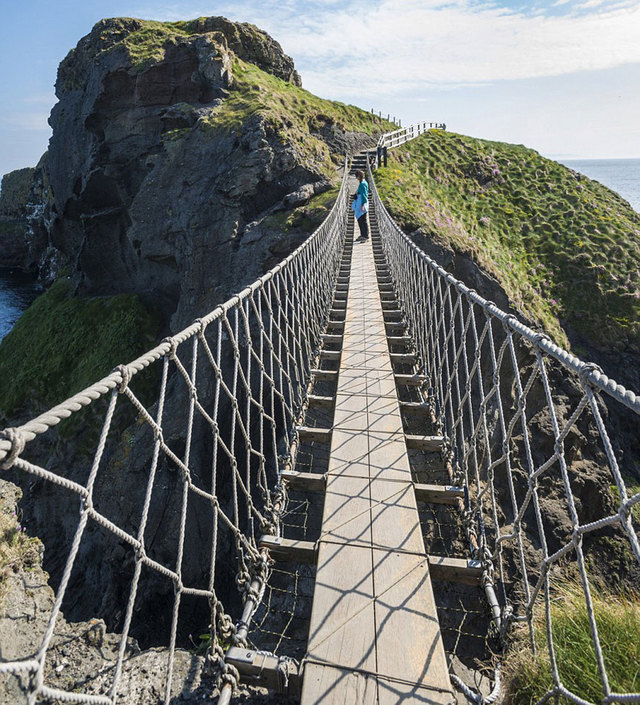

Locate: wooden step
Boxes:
[319,350,341,361]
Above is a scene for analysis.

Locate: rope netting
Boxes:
[369,156,640,704]
[0,165,349,704]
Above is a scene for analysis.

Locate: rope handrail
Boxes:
[368,150,640,705]
[0,162,351,703]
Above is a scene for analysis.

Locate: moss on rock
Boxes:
[0,279,160,419]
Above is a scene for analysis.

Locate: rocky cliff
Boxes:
[0,15,390,669]
[46,16,385,332]
[0,161,51,273]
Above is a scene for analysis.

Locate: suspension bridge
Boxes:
[0,123,639,705]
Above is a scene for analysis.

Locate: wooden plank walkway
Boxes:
[301,205,455,704]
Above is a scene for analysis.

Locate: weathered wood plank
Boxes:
[307,394,335,409]
[405,434,445,451]
[305,542,377,671]
[414,483,464,505]
[301,664,377,705]
[297,426,332,444]
[428,555,483,585]
[259,535,316,563]
[281,469,326,492]
[372,548,454,698]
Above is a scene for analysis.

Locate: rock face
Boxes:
[1,15,384,681]
[46,16,355,330]
[0,158,58,278]
[0,168,38,272]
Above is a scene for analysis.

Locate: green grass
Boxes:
[375,131,640,351]
[198,57,393,179]
[502,583,640,704]
[0,484,42,599]
[0,279,160,419]
[610,475,640,522]
[264,186,340,234]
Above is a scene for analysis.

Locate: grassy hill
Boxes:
[374,130,640,354]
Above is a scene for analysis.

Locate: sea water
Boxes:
[560,158,640,213]
[0,270,41,344]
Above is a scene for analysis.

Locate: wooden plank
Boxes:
[320,474,372,547]
[405,435,445,451]
[319,350,341,361]
[369,480,424,554]
[301,663,377,705]
[305,542,377,671]
[390,352,417,364]
[377,676,456,704]
[327,428,369,477]
[311,368,338,381]
[281,469,326,492]
[399,401,430,414]
[371,548,453,697]
[307,394,335,409]
[387,335,412,344]
[298,426,332,444]
[414,483,464,505]
[259,535,317,563]
[320,333,343,343]
[395,373,427,387]
[325,320,345,332]
[428,555,483,585]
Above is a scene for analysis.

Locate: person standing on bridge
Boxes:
[352,169,370,240]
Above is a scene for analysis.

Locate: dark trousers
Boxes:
[357,213,369,238]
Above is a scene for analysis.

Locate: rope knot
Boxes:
[0,427,26,470]
[579,361,603,383]
[194,317,206,335]
[113,364,132,394]
[161,336,178,359]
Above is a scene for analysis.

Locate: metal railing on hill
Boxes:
[0,165,349,704]
[368,146,640,705]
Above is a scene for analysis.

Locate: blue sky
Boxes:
[1,0,639,178]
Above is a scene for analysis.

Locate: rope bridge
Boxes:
[0,127,638,705]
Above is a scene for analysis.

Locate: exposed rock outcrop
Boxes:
[1,15,384,670]
[46,16,370,331]
[0,157,59,278]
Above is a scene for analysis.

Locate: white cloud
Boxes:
[134,0,640,99]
